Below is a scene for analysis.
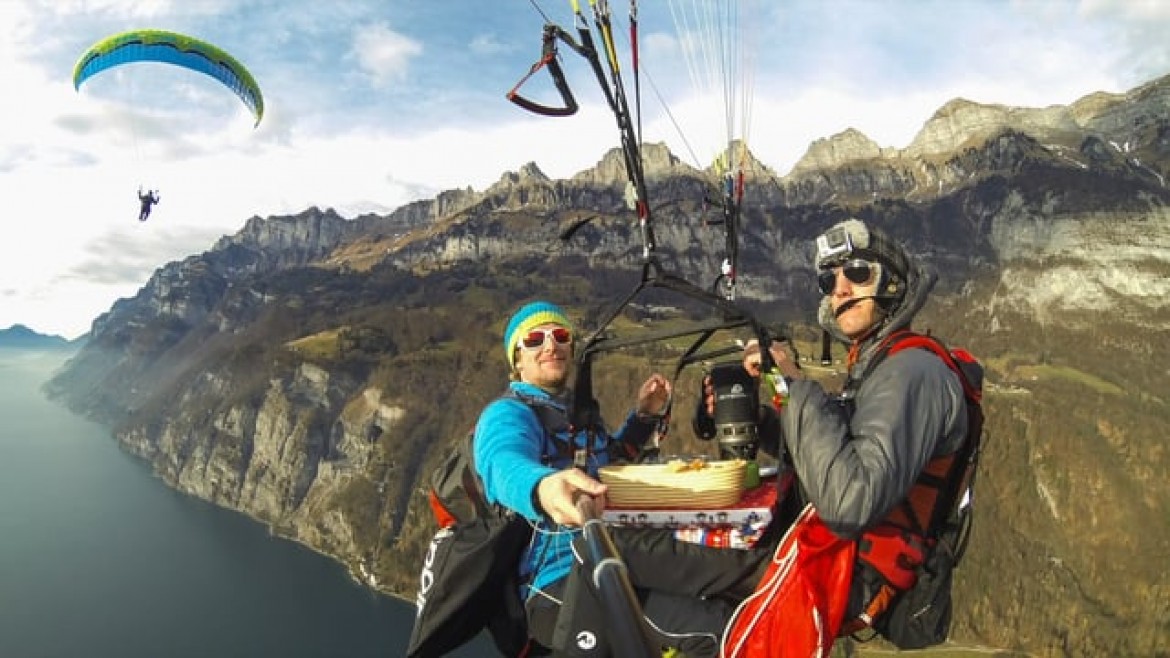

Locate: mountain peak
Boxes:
[904,96,1082,159]
[790,127,886,173]
[702,139,777,179]
[571,141,693,186]
[0,324,72,349]
[502,161,549,185]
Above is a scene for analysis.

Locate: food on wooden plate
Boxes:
[599,459,747,509]
[665,458,708,473]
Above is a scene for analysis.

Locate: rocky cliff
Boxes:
[44,73,1170,656]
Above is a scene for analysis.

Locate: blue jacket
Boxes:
[472,381,656,601]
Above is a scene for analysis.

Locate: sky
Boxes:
[2,0,1169,340]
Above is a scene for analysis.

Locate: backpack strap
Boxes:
[505,387,577,465]
[885,333,981,403]
[851,330,984,631]
[880,331,983,535]
[879,330,982,536]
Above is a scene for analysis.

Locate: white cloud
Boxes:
[469,33,509,56]
[350,22,423,88]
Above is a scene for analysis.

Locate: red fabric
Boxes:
[882,331,982,403]
[721,505,857,658]
[857,525,925,590]
[429,490,457,530]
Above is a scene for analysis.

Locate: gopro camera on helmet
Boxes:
[815,226,854,266]
[707,362,760,461]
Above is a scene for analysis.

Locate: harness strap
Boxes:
[857,525,928,589]
[839,583,898,636]
[843,330,981,634]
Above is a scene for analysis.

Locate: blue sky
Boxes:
[2,0,1168,340]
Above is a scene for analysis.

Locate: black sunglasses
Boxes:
[817,258,876,295]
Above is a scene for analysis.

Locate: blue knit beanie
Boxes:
[503,301,573,369]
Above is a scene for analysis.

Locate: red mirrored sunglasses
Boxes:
[518,327,572,350]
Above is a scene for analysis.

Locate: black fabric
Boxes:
[874,540,956,649]
[604,525,769,602]
[526,583,564,653]
[537,556,730,658]
[550,567,616,656]
[637,589,729,658]
[428,429,486,523]
[406,516,532,657]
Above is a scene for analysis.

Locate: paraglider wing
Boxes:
[72,29,264,127]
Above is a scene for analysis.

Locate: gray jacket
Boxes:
[779,254,969,540]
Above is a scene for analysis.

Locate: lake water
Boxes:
[0,349,494,658]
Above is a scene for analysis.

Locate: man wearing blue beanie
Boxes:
[501,300,575,374]
[473,300,731,657]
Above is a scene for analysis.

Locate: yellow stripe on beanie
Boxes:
[504,301,572,368]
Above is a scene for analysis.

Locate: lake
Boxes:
[0,349,494,657]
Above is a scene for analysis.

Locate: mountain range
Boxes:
[41,71,1170,656]
[0,324,77,350]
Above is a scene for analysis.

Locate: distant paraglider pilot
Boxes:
[137,187,160,221]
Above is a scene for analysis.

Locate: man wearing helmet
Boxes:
[748,218,971,633]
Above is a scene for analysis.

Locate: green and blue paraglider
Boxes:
[72,28,264,127]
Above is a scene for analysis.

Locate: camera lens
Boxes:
[708,362,759,461]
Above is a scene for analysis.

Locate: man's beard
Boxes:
[538,362,570,393]
[543,371,569,393]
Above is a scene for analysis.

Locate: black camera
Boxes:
[708,361,760,461]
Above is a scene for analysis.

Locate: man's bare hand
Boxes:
[744,339,802,380]
[635,373,672,417]
[536,469,608,526]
